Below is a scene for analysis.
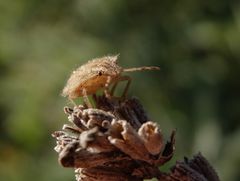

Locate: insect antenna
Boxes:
[123,66,160,72]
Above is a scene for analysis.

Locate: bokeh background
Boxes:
[0,0,240,180]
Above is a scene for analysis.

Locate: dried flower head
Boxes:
[53,95,175,181]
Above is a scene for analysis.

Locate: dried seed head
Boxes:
[62,55,160,99]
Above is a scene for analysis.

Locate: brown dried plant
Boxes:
[53,95,175,181]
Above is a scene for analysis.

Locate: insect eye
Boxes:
[98,71,103,76]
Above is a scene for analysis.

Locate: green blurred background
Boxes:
[0,0,240,180]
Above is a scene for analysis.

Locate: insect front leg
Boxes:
[119,75,131,99]
[82,88,93,108]
[68,98,77,107]
[110,82,118,96]
[110,75,132,99]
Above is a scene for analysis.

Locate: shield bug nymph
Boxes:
[62,55,160,107]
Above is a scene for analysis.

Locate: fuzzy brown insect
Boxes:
[62,55,159,106]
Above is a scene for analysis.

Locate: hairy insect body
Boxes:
[62,55,122,99]
[62,55,160,107]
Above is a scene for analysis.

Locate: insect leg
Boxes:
[68,98,77,107]
[110,82,118,96]
[82,88,92,108]
[110,75,131,99]
[120,75,132,98]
